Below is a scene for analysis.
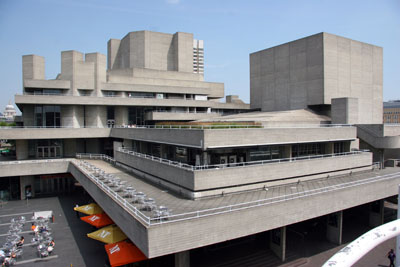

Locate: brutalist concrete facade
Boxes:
[250,32,383,124]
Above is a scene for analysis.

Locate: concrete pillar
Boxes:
[85,53,106,97]
[115,106,129,126]
[61,106,84,128]
[61,51,84,96]
[270,226,286,262]
[22,105,34,126]
[20,175,35,200]
[282,145,292,159]
[64,139,77,157]
[350,138,360,151]
[107,39,121,70]
[369,200,384,227]
[175,251,190,267]
[113,141,123,155]
[85,106,107,128]
[326,211,343,245]
[326,142,334,154]
[16,140,29,160]
[202,152,208,165]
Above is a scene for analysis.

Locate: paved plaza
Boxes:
[0,194,107,267]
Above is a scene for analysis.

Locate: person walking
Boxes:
[387,249,396,267]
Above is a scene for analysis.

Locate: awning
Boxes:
[74,203,103,215]
[105,241,147,267]
[81,213,113,228]
[87,225,127,244]
[33,211,53,220]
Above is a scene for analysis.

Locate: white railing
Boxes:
[72,155,400,226]
[114,124,353,130]
[0,158,72,165]
[76,153,116,164]
[0,126,110,129]
[117,147,370,171]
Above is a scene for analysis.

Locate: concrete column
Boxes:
[61,106,84,128]
[64,139,77,157]
[85,106,107,128]
[202,152,208,165]
[326,142,334,154]
[20,175,35,200]
[175,251,190,267]
[85,53,106,97]
[16,140,29,160]
[113,141,123,155]
[270,226,286,262]
[282,145,292,159]
[326,211,343,245]
[369,200,384,227]
[22,55,45,81]
[115,106,129,126]
[22,105,34,126]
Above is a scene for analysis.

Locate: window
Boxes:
[34,105,60,127]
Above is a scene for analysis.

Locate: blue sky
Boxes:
[0,0,399,112]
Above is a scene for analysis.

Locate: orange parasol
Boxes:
[81,213,114,228]
[105,241,147,267]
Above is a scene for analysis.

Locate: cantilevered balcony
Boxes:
[114,148,373,198]
[0,126,111,140]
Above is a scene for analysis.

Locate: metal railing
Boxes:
[72,155,400,226]
[114,124,353,130]
[0,126,110,129]
[76,153,116,164]
[0,158,72,165]
[117,147,370,171]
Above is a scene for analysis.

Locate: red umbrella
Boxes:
[80,213,113,228]
[105,241,147,267]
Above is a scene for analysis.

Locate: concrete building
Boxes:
[250,32,383,124]
[384,101,400,124]
[0,31,399,267]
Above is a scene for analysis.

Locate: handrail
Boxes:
[0,126,111,129]
[72,154,400,226]
[114,124,354,130]
[116,148,370,171]
[0,158,72,165]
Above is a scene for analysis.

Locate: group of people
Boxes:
[31,223,55,256]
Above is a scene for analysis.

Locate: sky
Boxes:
[0,0,399,113]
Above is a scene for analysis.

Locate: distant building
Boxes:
[1,103,17,121]
[383,101,400,123]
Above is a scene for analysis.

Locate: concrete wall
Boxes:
[22,55,45,81]
[115,106,128,126]
[146,172,400,258]
[250,33,324,111]
[331,98,359,124]
[110,31,194,73]
[22,105,34,126]
[0,128,110,140]
[61,105,84,127]
[111,127,356,150]
[16,140,28,160]
[193,153,372,191]
[323,33,383,124]
[85,106,107,127]
[0,160,70,178]
[250,33,383,123]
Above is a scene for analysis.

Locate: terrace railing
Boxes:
[116,147,371,171]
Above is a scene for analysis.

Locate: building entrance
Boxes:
[36,146,62,158]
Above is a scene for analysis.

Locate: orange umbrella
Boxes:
[81,213,114,228]
[105,241,147,267]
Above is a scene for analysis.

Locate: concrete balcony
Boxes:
[144,111,220,121]
[111,125,357,149]
[0,158,71,177]
[15,94,214,108]
[114,149,373,198]
[0,127,111,140]
[23,79,70,89]
[357,124,400,149]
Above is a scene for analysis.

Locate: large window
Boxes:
[292,143,323,158]
[34,105,60,127]
[249,146,282,161]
